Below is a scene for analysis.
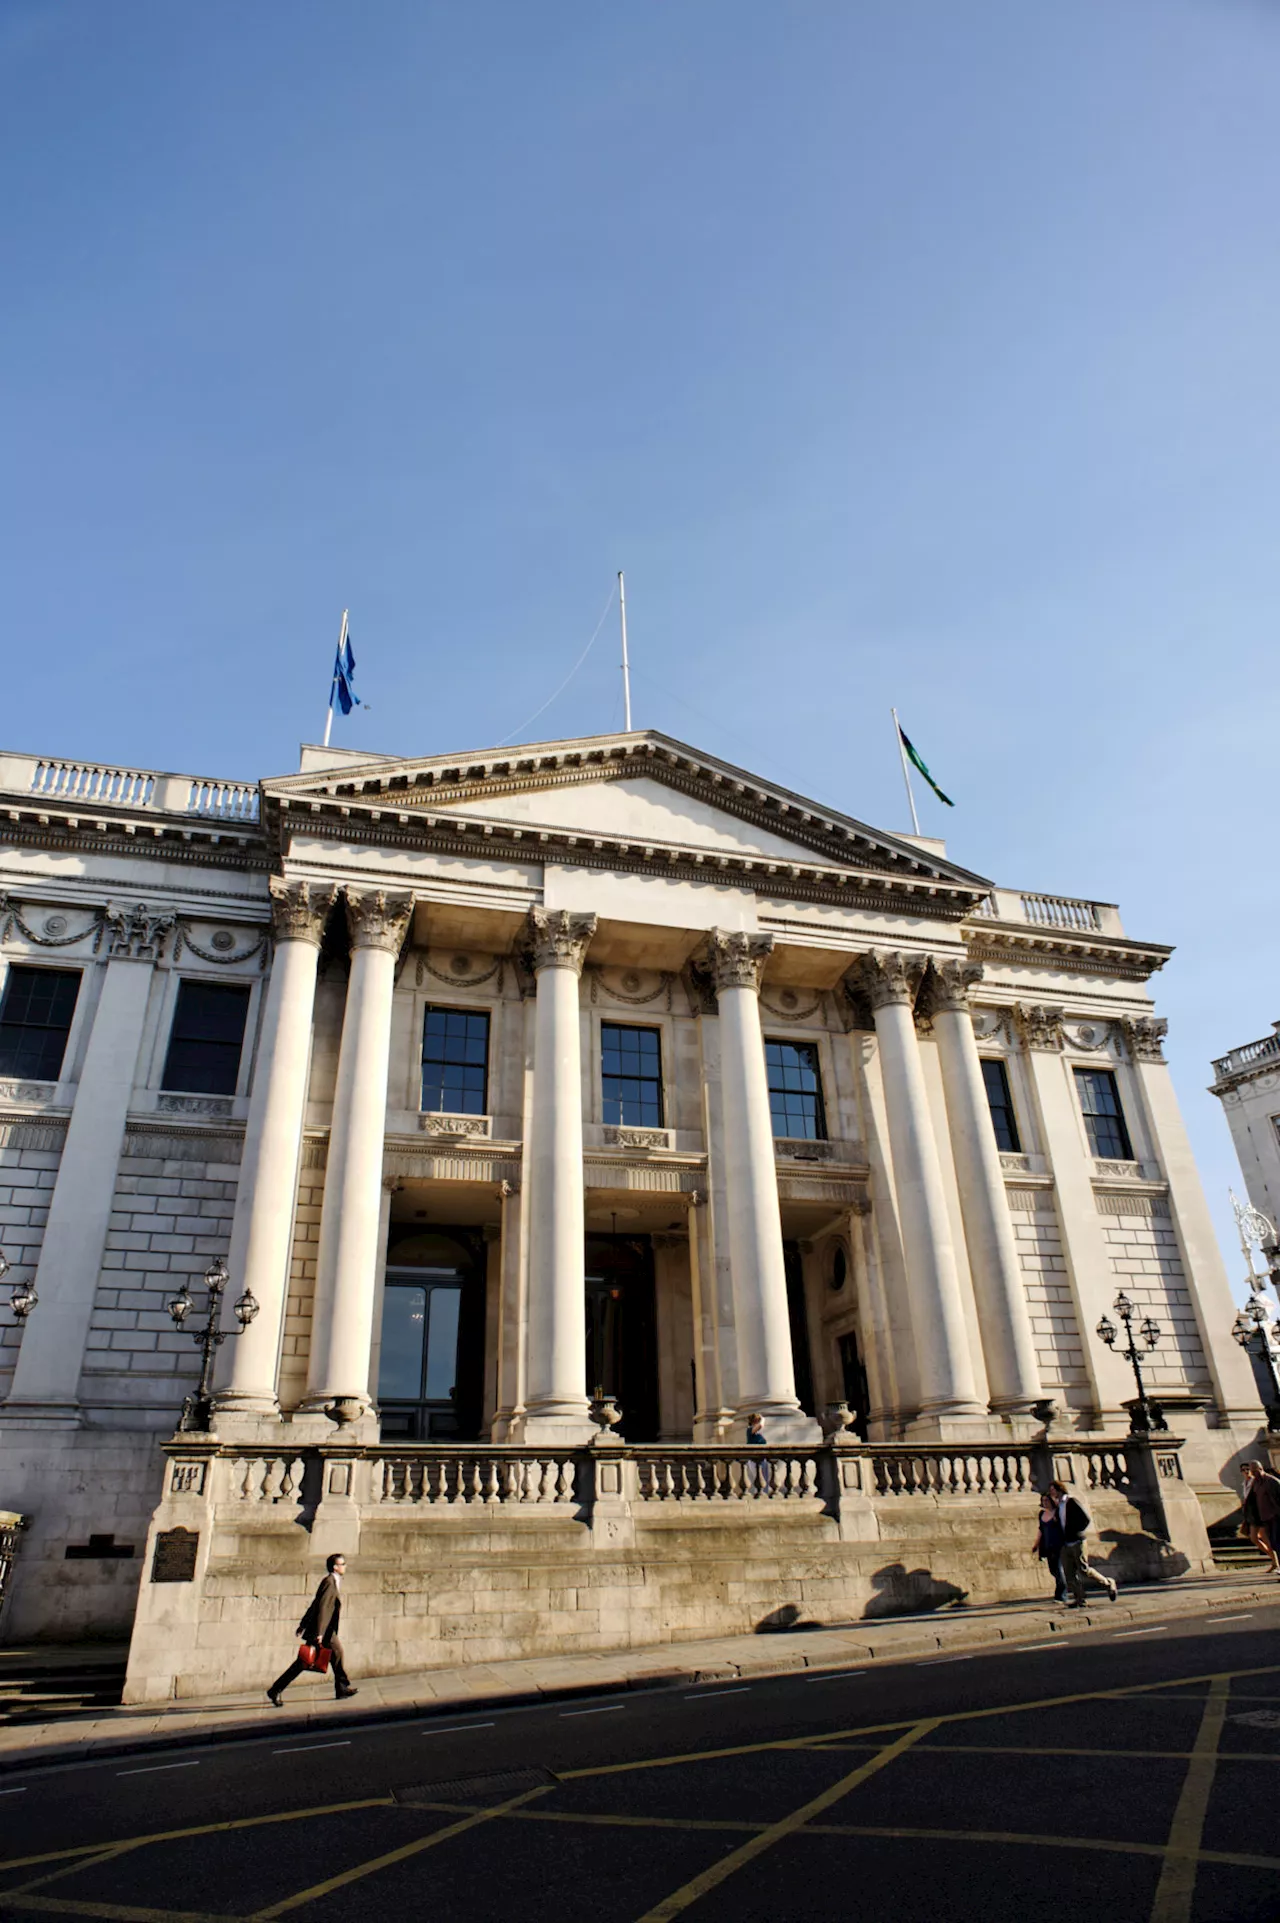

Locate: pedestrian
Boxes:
[1240,1461,1280,1575]
[1032,1489,1068,1604]
[268,1552,358,1706]
[1047,1479,1118,1607]
[745,1411,771,1492]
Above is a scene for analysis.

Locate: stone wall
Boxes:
[1099,1199,1211,1392]
[0,1120,65,1400]
[1009,1187,1087,1400]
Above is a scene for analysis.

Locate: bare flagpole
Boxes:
[892,707,921,836]
[323,609,348,749]
[618,571,632,731]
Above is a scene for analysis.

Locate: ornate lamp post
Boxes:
[1231,1190,1279,1307]
[0,1247,37,1325]
[1096,1291,1167,1434]
[167,1256,259,1433]
[1232,1293,1280,1431]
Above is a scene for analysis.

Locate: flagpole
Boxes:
[323,609,348,748]
[618,572,632,731]
[892,707,921,836]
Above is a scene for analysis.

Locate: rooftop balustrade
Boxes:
[968,888,1123,937]
[1213,1025,1280,1083]
[0,752,259,824]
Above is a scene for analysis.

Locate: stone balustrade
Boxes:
[0,752,260,823]
[632,1448,821,1503]
[866,1446,1037,1498]
[370,1450,578,1506]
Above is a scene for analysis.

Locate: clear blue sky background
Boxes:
[3,0,1277,1288]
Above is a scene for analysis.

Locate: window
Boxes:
[0,967,80,1081]
[766,1039,827,1140]
[1075,1068,1133,1161]
[601,1023,663,1127]
[421,1006,489,1115]
[162,981,251,1095]
[981,1059,1020,1153]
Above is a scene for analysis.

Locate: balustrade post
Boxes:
[588,1434,635,1547]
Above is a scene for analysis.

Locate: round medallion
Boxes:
[43,914,68,937]
[621,972,642,992]
[779,989,799,1011]
[210,930,236,952]
[451,955,472,975]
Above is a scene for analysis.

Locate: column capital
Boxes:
[344,889,414,954]
[1123,1016,1168,1062]
[524,908,597,976]
[103,902,177,962]
[704,929,774,993]
[1014,1003,1065,1052]
[931,958,985,1013]
[846,949,924,1010]
[268,878,338,947]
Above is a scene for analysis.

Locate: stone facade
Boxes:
[0,735,1264,1679]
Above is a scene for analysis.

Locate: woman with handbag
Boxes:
[1032,1489,1068,1604]
[268,1552,358,1704]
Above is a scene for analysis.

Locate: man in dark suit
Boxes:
[1048,1480,1118,1607]
[268,1553,358,1704]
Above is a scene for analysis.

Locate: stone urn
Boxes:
[326,1396,366,1427]
[589,1391,623,1433]
[820,1400,857,1440]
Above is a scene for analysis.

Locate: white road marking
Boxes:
[0,1786,28,1795]
[1112,1627,1168,1638]
[1207,1614,1254,1623]
[1013,1643,1067,1653]
[272,1740,352,1755]
[916,1655,975,1666]
[804,1671,867,1682]
[117,1761,201,1776]
[684,1687,750,1699]
[422,1722,496,1735]
[559,1704,626,1718]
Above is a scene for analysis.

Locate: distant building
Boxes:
[1210,1021,1280,1259]
[0,732,1259,1678]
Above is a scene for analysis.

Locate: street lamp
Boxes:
[1232,1293,1280,1431]
[168,1256,259,1433]
[0,1247,37,1325]
[1096,1291,1167,1434]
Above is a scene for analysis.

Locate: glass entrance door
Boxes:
[377,1227,484,1439]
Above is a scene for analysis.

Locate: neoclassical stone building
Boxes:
[0,731,1261,1673]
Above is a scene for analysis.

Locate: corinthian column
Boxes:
[850,950,985,1432]
[707,929,819,1443]
[930,959,1042,1415]
[216,880,336,1422]
[522,908,596,1444]
[304,889,413,1422]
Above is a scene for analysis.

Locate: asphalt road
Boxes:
[2,1605,1279,1923]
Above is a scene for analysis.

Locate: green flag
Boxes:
[897,721,954,808]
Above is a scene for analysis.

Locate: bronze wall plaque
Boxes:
[151,1526,198,1583]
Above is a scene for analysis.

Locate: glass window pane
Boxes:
[424,1286,462,1399]
[162,983,250,1095]
[765,1040,826,1140]
[378,1286,427,1400]
[600,1024,663,1127]
[0,966,81,1082]
[981,1059,1020,1154]
[422,1005,490,1114]
[1074,1069,1132,1160]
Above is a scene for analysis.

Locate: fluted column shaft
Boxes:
[217,881,335,1417]
[854,951,984,1428]
[305,890,413,1417]
[709,930,819,1443]
[522,909,596,1443]
[931,961,1042,1414]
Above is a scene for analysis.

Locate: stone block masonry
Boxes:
[1101,1211,1211,1394]
[1009,1190,1088,1398]
[0,1125,64,1399]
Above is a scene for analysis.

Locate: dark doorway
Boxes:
[584,1234,659,1442]
[782,1241,816,1416]
[838,1330,871,1441]
[378,1227,486,1440]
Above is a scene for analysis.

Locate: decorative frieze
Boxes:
[523,908,597,976]
[0,895,103,948]
[1123,1016,1168,1063]
[173,922,269,968]
[0,1079,57,1106]
[269,878,339,948]
[104,902,177,961]
[418,1113,493,1140]
[704,929,774,993]
[602,1125,673,1151]
[345,888,414,954]
[1014,1003,1065,1052]
[156,1094,234,1119]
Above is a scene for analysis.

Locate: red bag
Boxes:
[298,1643,331,1673]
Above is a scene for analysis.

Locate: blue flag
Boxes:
[332,632,358,715]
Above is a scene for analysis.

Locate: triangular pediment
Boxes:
[265,729,992,900]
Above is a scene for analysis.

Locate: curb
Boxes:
[0,1579,1271,1778]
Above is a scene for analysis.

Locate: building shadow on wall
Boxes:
[1095,1529,1190,1583]
[861,1562,969,1619]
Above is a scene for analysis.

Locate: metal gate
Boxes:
[0,1512,28,1622]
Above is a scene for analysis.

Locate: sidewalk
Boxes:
[1,1570,1275,1775]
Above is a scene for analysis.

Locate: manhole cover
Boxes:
[396,1766,558,1805]
[1231,1710,1280,1728]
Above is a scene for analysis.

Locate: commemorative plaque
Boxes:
[151,1526,198,1583]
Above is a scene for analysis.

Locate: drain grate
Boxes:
[395,1765,558,1805]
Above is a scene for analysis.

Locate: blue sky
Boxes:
[3,0,1278,1283]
